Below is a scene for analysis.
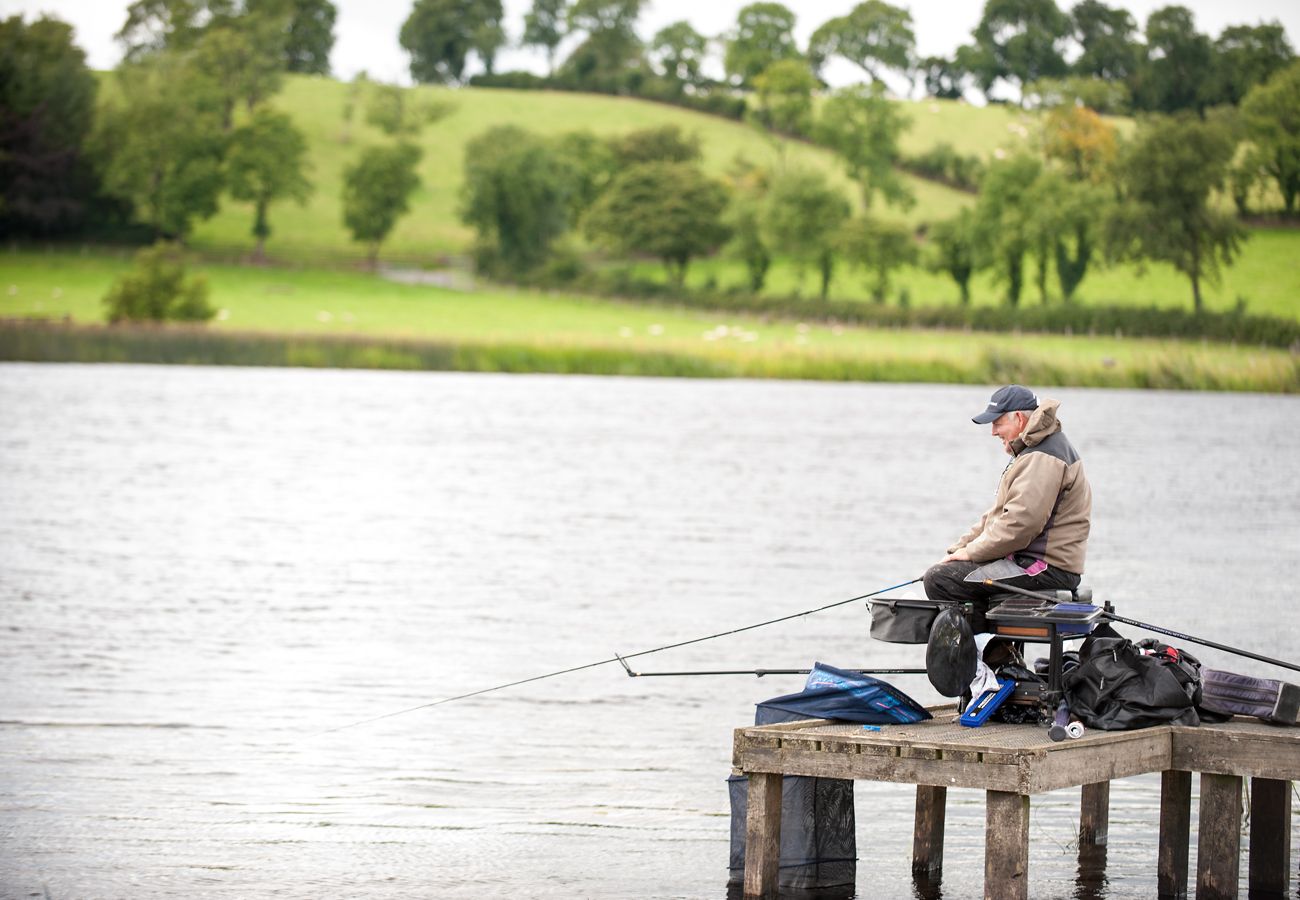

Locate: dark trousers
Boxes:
[923,559,1081,632]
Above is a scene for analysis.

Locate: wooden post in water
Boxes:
[985,790,1030,900]
[912,784,947,876]
[1159,769,1192,899]
[743,772,782,899]
[1248,777,1291,896]
[1195,773,1242,900]
[1079,781,1110,846]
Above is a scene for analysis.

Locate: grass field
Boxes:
[2,249,1294,392]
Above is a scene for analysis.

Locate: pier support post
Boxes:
[913,785,947,876]
[1079,781,1110,846]
[985,790,1029,900]
[743,772,782,900]
[1195,773,1242,900]
[1248,777,1291,897]
[1159,769,1192,899]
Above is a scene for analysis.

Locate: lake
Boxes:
[2,363,1298,899]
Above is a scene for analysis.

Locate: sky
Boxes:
[4,0,1299,92]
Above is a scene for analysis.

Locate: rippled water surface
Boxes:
[2,363,1298,899]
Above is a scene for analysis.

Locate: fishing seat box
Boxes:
[868,597,955,644]
[1200,668,1300,725]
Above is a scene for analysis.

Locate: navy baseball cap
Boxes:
[972,384,1038,424]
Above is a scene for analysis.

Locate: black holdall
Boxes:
[868,598,955,644]
[1064,636,1203,730]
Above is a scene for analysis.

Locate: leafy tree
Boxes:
[806,1,915,86]
[748,59,818,137]
[721,156,772,293]
[1028,171,1107,301]
[724,2,799,88]
[1136,5,1213,113]
[225,108,312,260]
[558,0,645,90]
[1241,61,1300,216]
[93,55,227,238]
[364,83,454,138]
[972,153,1043,305]
[341,142,422,268]
[1069,0,1139,82]
[192,15,286,129]
[650,20,709,88]
[399,0,504,84]
[0,15,102,236]
[1106,114,1246,310]
[928,208,981,303]
[1041,105,1117,182]
[247,0,336,74]
[917,54,966,99]
[1211,23,1294,107]
[813,84,913,210]
[103,241,214,323]
[460,125,578,274]
[566,0,642,35]
[552,129,616,215]
[1022,74,1129,113]
[839,216,917,303]
[606,124,701,168]
[583,161,730,287]
[522,0,568,74]
[967,0,1071,102]
[762,168,850,300]
[117,0,238,60]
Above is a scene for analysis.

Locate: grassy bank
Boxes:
[1,251,1295,392]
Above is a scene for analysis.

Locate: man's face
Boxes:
[991,411,1028,455]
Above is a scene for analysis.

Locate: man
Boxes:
[923,385,1091,617]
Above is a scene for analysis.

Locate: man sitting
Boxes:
[924,384,1092,624]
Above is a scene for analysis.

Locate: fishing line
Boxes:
[308,575,923,737]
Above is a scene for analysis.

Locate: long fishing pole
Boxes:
[616,659,928,678]
[311,576,922,736]
[984,580,1300,674]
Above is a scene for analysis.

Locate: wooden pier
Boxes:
[733,711,1299,899]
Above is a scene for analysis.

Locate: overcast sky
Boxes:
[5,0,1298,90]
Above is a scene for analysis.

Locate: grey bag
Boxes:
[869,598,953,644]
[1200,668,1300,725]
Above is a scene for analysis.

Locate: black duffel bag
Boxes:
[1064,636,1203,730]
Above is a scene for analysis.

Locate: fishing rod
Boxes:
[615,656,927,678]
[984,580,1300,674]
[310,575,923,736]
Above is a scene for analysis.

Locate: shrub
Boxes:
[102,241,214,324]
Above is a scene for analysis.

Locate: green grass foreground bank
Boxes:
[2,320,1296,392]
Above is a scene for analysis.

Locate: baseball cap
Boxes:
[972,384,1038,424]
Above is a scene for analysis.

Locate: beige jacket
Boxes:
[949,399,1091,573]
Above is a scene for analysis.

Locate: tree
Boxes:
[917,55,966,99]
[1069,0,1140,83]
[839,216,917,303]
[460,126,577,274]
[650,20,709,88]
[724,2,799,88]
[748,59,818,137]
[813,84,913,210]
[364,83,454,138]
[967,0,1071,102]
[225,108,312,261]
[1106,114,1246,310]
[117,0,238,61]
[558,0,645,90]
[0,15,102,236]
[93,55,227,238]
[191,15,286,129]
[606,124,701,168]
[1241,61,1300,216]
[928,208,980,303]
[584,162,729,287]
[103,241,215,323]
[522,0,568,75]
[341,142,422,268]
[1029,170,1107,301]
[399,0,504,84]
[247,0,336,74]
[1136,5,1213,113]
[566,0,641,35]
[807,1,915,86]
[1041,105,1117,183]
[972,154,1043,305]
[762,168,850,300]
[1211,23,1294,107]
[722,156,772,293]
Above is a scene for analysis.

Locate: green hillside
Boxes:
[189,75,974,264]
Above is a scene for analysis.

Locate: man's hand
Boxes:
[940,548,971,563]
